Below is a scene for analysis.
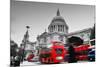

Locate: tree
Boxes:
[10,40,18,57]
[68,36,83,46]
[90,25,95,45]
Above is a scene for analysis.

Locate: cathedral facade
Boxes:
[37,9,92,48]
[37,9,69,48]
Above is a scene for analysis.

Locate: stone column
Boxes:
[52,26,54,32]
[63,25,64,32]
[61,25,62,32]
[64,26,66,33]
[54,25,55,32]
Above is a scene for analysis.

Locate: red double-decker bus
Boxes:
[66,36,90,61]
[64,44,90,62]
[74,44,90,61]
[39,42,66,64]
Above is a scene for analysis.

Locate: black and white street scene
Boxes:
[10,0,95,67]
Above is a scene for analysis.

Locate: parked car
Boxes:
[27,54,34,62]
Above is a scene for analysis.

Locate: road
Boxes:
[20,60,90,67]
[20,61,41,66]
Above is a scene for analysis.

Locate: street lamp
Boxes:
[26,26,30,30]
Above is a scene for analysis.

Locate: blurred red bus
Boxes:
[74,44,90,61]
[64,44,90,62]
[39,41,66,64]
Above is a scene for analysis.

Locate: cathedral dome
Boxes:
[50,9,67,26]
[51,16,67,25]
[48,9,68,33]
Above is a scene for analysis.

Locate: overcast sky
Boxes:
[11,1,95,46]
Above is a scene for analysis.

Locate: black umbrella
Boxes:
[68,36,84,46]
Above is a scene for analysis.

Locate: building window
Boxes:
[59,36,63,41]
[54,25,55,31]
